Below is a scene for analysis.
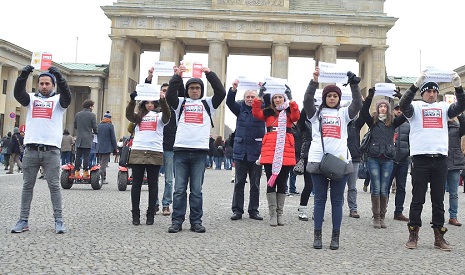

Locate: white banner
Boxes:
[135,84,160,100]
[375,83,396,98]
[263,76,287,93]
[236,76,261,90]
[153,61,175,76]
[318,62,348,84]
[424,67,454,83]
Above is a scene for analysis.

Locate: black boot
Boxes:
[131,209,140,226]
[330,229,340,250]
[146,207,155,225]
[313,229,322,249]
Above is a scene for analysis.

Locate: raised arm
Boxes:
[346,71,362,119]
[448,73,465,118]
[159,94,171,124]
[361,89,374,127]
[203,67,226,109]
[14,65,34,107]
[303,68,319,119]
[226,80,241,117]
[166,66,185,109]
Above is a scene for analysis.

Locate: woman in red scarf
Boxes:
[252,89,300,227]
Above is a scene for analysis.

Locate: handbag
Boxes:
[119,124,136,167]
[359,125,374,154]
[293,157,305,175]
[358,157,369,179]
[317,114,348,181]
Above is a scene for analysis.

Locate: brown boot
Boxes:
[266,192,277,227]
[380,196,388,228]
[82,170,90,178]
[405,225,419,249]
[371,195,381,229]
[433,227,452,251]
[448,218,462,226]
[74,170,80,178]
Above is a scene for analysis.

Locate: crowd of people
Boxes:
[7,63,465,253]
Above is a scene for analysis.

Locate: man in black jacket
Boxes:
[388,104,410,222]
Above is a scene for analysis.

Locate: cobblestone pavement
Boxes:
[1,162,465,274]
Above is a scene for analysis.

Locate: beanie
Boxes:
[269,90,288,102]
[38,72,56,86]
[376,99,391,113]
[322,85,342,104]
[185,78,205,98]
[420,82,439,96]
[103,111,111,119]
[13,127,19,134]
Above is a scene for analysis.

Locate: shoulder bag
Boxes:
[318,114,347,181]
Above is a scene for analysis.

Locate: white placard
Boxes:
[424,67,454,83]
[181,60,203,78]
[236,76,261,90]
[263,76,287,93]
[135,84,160,100]
[153,61,175,76]
[375,83,396,98]
[318,62,348,84]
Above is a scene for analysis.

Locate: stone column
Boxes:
[5,69,18,131]
[315,44,338,65]
[371,46,387,86]
[90,87,99,116]
[107,36,127,139]
[271,43,289,79]
[158,38,176,85]
[208,40,227,137]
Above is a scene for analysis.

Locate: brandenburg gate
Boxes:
[102,0,397,138]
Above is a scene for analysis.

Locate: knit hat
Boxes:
[322,85,342,99]
[376,99,391,113]
[103,111,111,119]
[38,72,56,86]
[420,81,439,96]
[269,90,288,102]
[13,127,19,134]
[185,78,205,98]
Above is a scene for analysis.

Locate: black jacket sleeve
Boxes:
[361,97,374,127]
[347,83,363,119]
[303,80,318,119]
[448,87,465,119]
[399,84,417,118]
[166,74,182,109]
[13,75,30,107]
[205,71,226,109]
[57,78,71,109]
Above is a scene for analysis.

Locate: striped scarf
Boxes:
[267,101,289,187]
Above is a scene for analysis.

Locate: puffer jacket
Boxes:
[393,120,410,163]
[347,115,365,162]
[252,98,300,165]
[447,117,465,170]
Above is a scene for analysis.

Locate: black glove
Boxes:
[367,87,375,99]
[258,82,266,98]
[20,65,34,77]
[48,66,63,81]
[345,71,361,86]
[394,87,402,99]
[130,91,137,101]
[284,84,292,100]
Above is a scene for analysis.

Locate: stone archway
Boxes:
[102,0,397,138]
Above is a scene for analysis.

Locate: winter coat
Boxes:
[9,133,24,155]
[163,108,177,151]
[224,138,233,158]
[252,98,300,165]
[347,115,365,162]
[1,136,11,155]
[447,117,465,170]
[74,108,98,149]
[361,97,406,160]
[97,119,117,154]
[213,141,225,157]
[295,108,312,159]
[226,88,265,162]
[61,134,74,152]
[393,120,410,163]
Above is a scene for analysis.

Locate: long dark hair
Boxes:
[134,101,157,126]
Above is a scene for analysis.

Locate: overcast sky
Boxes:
[1,0,464,128]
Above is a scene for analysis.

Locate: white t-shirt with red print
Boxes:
[131,111,166,152]
[407,100,449,156]
[24,93,67,148]
[308,107,352,163]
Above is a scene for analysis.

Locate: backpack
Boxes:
[178,99,214,128]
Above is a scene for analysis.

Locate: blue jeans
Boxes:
[20,147,63,220]
[346,161,359,212]
[388,158,409,215]
[367,157,393,196]
[446,169,460,219]
[287,169,297,193]
[311,173,348,230]
[61,151,71,165]
[158,150,174,207]
[224,157,232,170]
[231,160,262,215]
[172,150,207,226]
[214,156,223,170]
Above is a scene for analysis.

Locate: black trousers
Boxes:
[408,155,447,228]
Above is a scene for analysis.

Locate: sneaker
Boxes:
[155,205,160,214]
[162,206,171,216]
[190,223,206,233]
[363,185,368,192]
[55,219,67,234]
[168,223,182,233]
[11,220,29,233]
[349,211,360,218]
[290,191,300,195]
[6,171,13,174]
[394,213,409,222]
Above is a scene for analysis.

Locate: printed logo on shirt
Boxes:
[422,108,443,128]
[184,103,204,124]
[32,99,54,119]
[321,116,341,139]
[139,115,158,131]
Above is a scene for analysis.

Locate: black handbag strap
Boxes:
[318,113,348,159]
